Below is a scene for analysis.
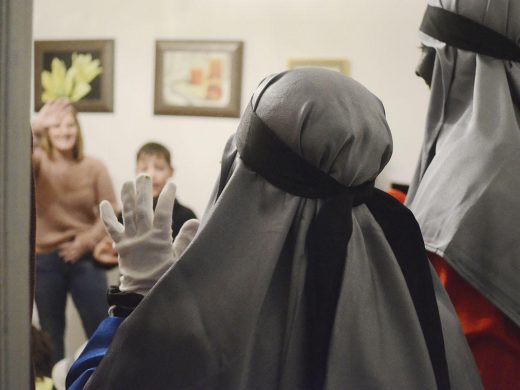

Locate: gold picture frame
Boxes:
[154,40,243,117]
[288,58,349,75]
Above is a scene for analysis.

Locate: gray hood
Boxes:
[406,0,520,325]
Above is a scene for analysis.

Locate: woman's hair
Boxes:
[40,105,84,161]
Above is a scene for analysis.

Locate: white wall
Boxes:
[33,0,431,357]
[34,0,430,216]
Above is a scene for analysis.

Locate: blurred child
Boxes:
[93,142,196,265]
[134,142,196,235]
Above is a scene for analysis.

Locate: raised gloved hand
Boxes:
[31,99,72,140]
[99,174,199,296]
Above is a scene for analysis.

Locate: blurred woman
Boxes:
[32,100,117,363]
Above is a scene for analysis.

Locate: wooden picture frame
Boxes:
[154,40,243,117]
[34,40,114,112]
[288,58,350,75]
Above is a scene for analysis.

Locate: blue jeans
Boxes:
[35,251,108,363]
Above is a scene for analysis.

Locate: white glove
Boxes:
[99,174,199,295]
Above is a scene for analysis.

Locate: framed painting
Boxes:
[288,58,350,75]
[34,40,114,112]
[154,40,243,117]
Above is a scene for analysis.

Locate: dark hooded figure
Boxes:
[67,69,481,389]
[408,1,520,389]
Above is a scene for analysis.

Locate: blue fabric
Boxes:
[35,251,108,363]
[66,316,123,389]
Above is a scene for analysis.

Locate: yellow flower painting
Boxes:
[35,40,114,112]
[41,53,102,103]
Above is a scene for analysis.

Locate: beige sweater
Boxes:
[33,148,118,254]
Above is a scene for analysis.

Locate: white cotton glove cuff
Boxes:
[100,175,198,296]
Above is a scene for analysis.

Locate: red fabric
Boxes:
[428,253,520,390]
[386,188,407,204]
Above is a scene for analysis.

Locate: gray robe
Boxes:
[87,69,481,389]
[406,0,520,325]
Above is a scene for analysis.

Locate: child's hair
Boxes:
[40,105,84,161]
[136,142,172,167]
[31,325,53,379]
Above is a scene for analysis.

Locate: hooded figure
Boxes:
[76,69,480,389]
[407,1,520,388]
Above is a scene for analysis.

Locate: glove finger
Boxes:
[135,174,154,235]
[153,181,176,238]
[172,219,199,260]
[100,200,124,242]
[121,180,137,238]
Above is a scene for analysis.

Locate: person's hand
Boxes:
[93,236,118,266]
[32,99,73,138]
[99,174,199,295]
[58,237,89,263]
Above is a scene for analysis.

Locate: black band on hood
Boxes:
[236,102,374,201]
[420,5,520,62]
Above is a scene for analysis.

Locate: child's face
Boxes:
[136,154,173,197]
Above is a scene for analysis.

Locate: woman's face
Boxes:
[47,112,78,154]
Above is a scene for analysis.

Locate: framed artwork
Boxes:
[154,40,243,117]
[34,40,114,112]
[288,58,350,75]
